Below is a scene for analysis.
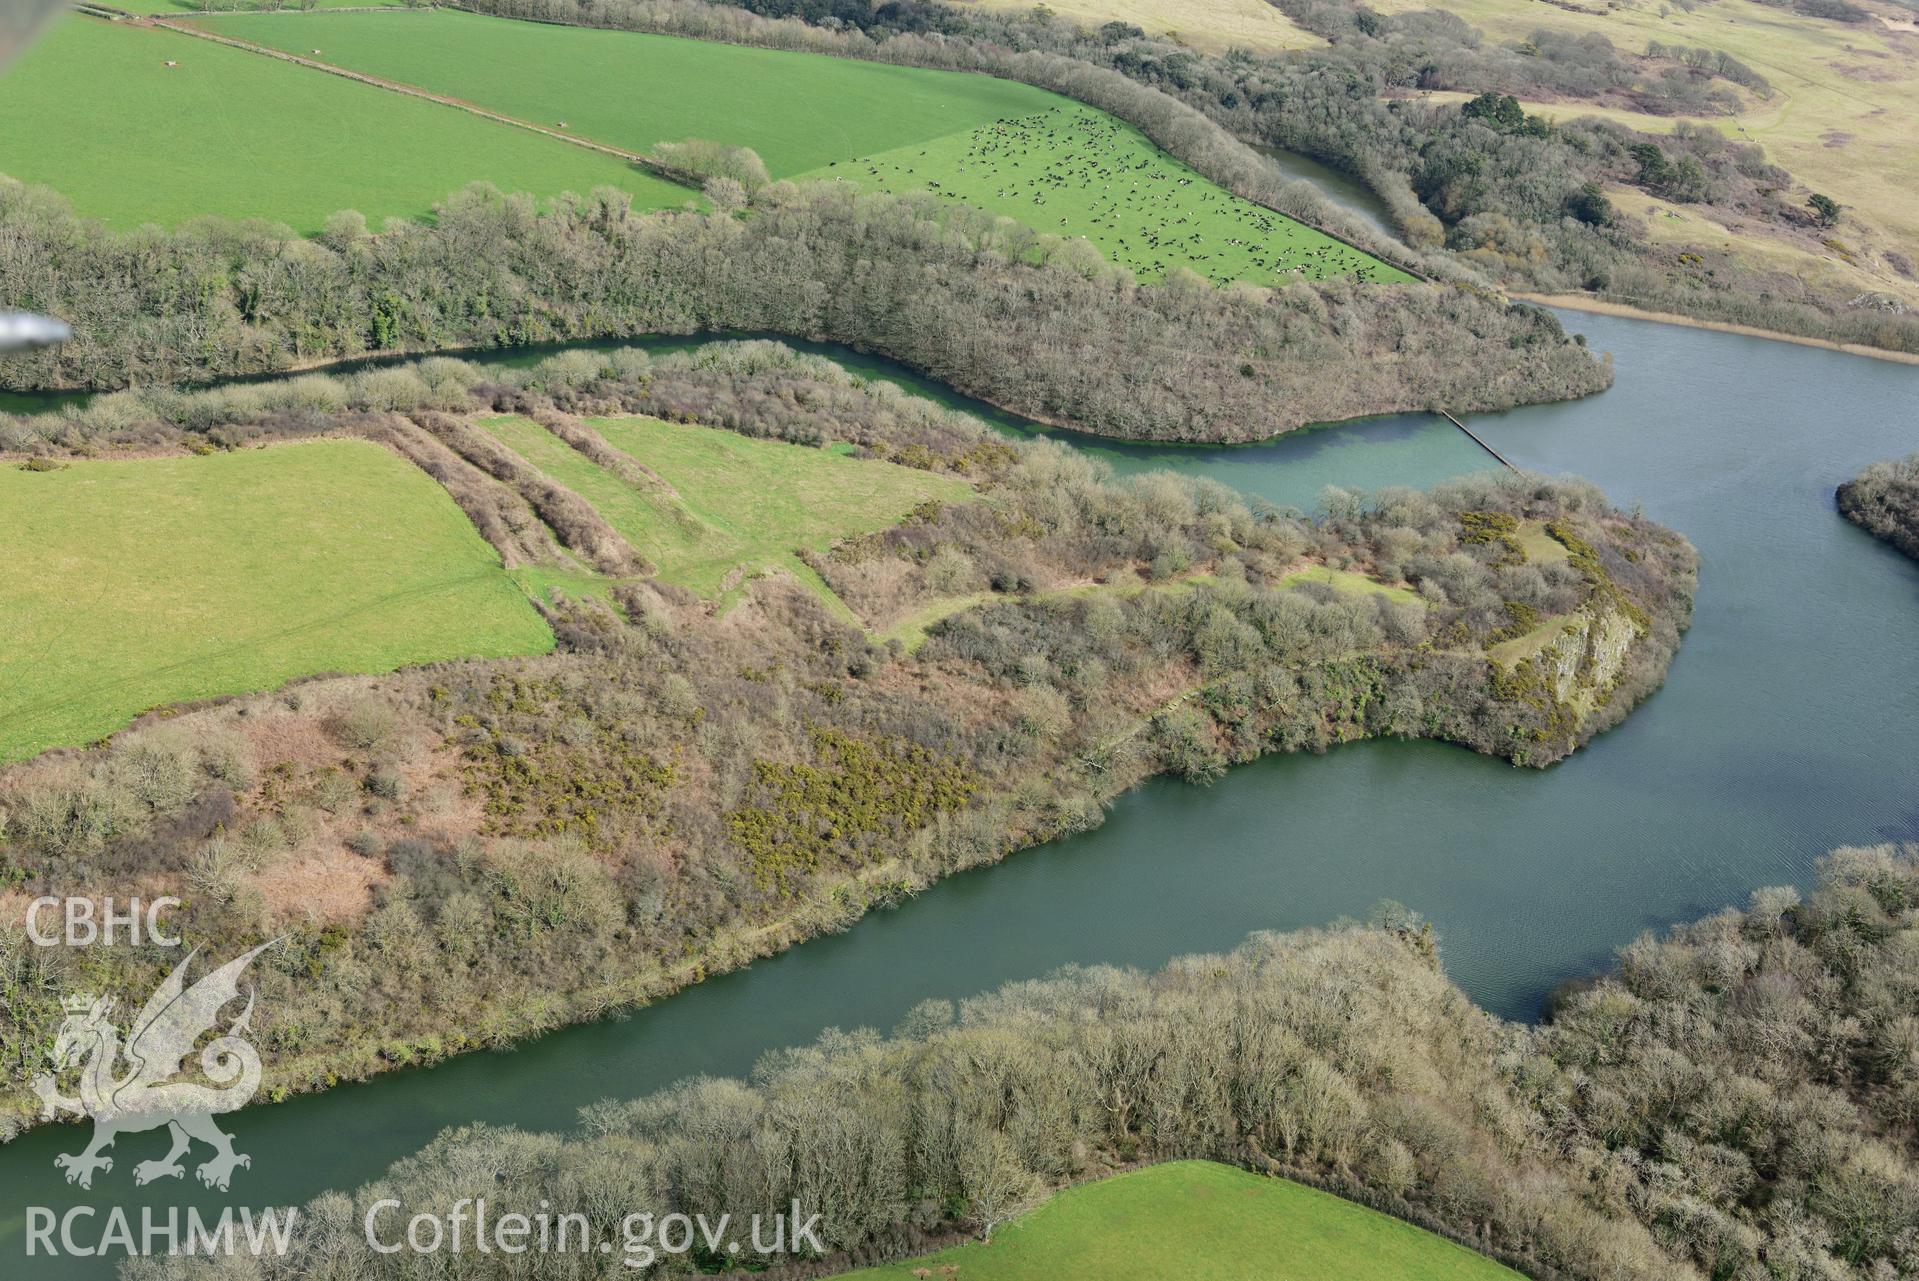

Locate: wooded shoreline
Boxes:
[1515,293,1919,367]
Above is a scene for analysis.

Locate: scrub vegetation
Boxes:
[0,440,551,766]
[126,846,1919,1281]
[0,343,1695,1138]
[0,178,1606,442]
[1838,453,1919,562]
[0,17,686,233]
[1357,0,1919,286]
[1,6,1902,1281]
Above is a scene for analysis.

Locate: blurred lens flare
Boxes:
[1,4,72,350]
[0,0,66,74]
[0,311,74,352]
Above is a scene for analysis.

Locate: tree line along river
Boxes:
[1,310,1915,1275]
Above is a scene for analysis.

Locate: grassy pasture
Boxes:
[478,415,972,608]
[850,1160,1520,1280]
[0,16,688,232]
[803,106,1411,285]
[0,441,552,765]
[113,0,404,10]
[196,9,1060,177]
[195,11,1400,284]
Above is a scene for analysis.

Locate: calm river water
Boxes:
[2,312,1916,1274]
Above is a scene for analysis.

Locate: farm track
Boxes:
[146,13,691,184]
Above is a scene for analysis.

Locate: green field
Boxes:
[805,106,1410,285]
[851,1161,1519,1281]
[0,16,689,232]
[479,415,973,603]
[196,10,1400,284]
[117,0,403,9]
[0,440,553,764]
[198,8,1060,177]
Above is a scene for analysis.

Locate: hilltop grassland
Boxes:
[198,8,1400,284]
[0,440,552,765]
[0,16,688,232]
[802,105,1410,285]
[197,7,1060,177]
[850,1162,1520,1281]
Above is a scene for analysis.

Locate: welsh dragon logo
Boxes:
[31,942,275,1191]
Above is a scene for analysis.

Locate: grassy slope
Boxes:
[0,441,552,764]
[480,415,973,602]
[801,106,1410,285]
[873,592,998,652]
[970,0,1323,52]
[197,8,1060,177]
[1385,0,1919,297]
[1488,615,1574,667]
[114,0,403,10]
[849,1161,1520,1281]
[198,10,1399,283]
[1515,519,1571,565]
[0,16,688,232]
